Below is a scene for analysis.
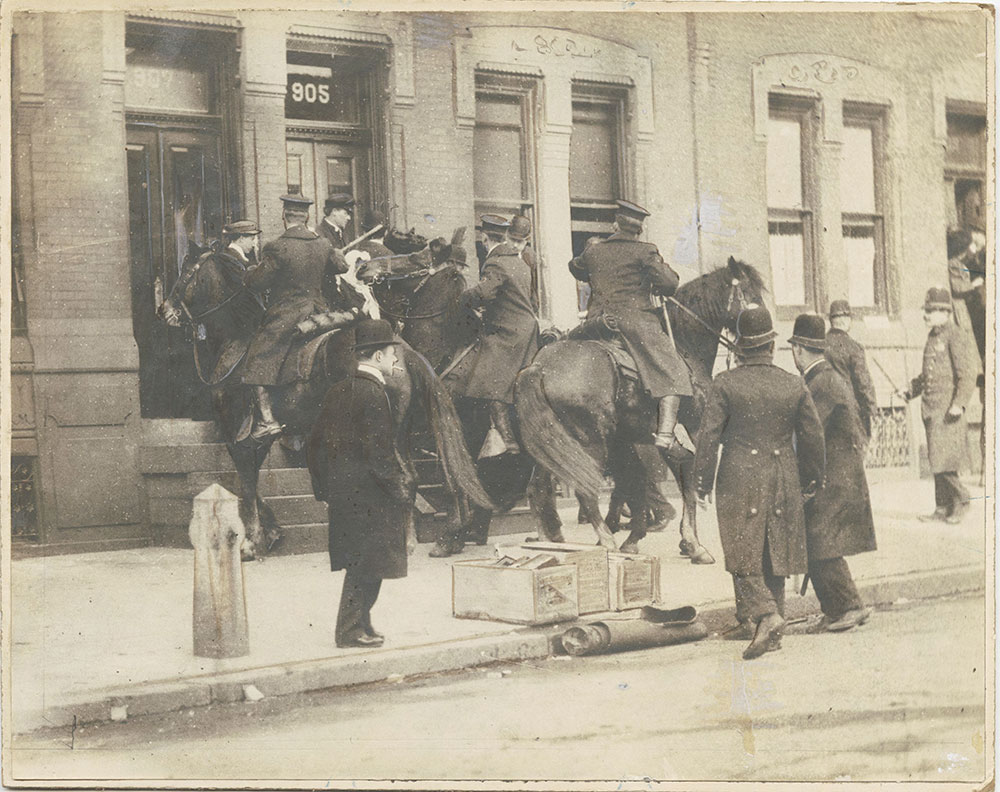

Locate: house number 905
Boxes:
[290,81,331,104]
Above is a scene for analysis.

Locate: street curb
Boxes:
[37,564,983,731]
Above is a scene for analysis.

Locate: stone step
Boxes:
[140,442,304,475]
[266,494,329,526]
[145,468,315,500]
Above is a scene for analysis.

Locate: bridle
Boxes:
[368,260,459,321]
[666,278,747,354]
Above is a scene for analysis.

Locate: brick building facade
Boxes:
[9,9,990,553]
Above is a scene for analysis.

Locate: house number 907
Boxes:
[290,81,331,104]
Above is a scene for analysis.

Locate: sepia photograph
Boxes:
[1,1,994,788]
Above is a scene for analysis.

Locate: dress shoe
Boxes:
[804,615,831,634]
[743,613,784,660]
[337,634,384,648]
[250,419,284,442]
[826,608,871,632]
[918,507,949,523]
[366,626,385,640]
[945,503,970,525]
[722,620,753,641]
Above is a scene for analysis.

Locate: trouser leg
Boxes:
[488,400,520,454]
[762,537,785,618]
[732,574,779,623]
[939,471,970,514]
[336,569,380,644]
[808,556,863,621]
[360,578,383,637]
[934,473,948,508]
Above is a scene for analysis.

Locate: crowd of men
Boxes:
[170,192,980,656]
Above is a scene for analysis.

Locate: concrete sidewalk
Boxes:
[9,475,989,734]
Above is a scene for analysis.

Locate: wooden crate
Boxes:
[452,559,579,626]
[518,542,610,614]
[608,553,661,610]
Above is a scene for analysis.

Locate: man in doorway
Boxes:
[319,193,354,250]
[694,305,825,659]
[789,313,876,633]
[242,194,352,440]
[456,214,539,455]
[569,200,693,458]
[307,319,415,648]
[824,300,878,439]
[903,287,978,524]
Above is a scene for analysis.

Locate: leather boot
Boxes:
[252,386,283,441]
[489,401,521,454]
[653,395,694,459]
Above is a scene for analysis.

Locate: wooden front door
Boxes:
[286,138,371,243]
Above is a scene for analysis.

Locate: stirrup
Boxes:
[653,432,693,458]
[250,420,284,442]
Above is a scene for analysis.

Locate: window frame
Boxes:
[840,101,889,315]
[766,94,819,318]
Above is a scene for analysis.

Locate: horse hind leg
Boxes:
[578,491,617,551]
[526,467,565,543]
[671,456,715,565]
[617,497,646,555]
[232,436,275,561]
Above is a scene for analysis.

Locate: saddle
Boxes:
[566,316,640,382]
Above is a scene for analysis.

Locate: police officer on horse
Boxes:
[569,199,693,457]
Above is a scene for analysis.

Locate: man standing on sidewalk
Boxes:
[789,314,877,633]
[904,287,978,524]
[825,300,878,439]
[307,319,415,648]
[695,305,825,659]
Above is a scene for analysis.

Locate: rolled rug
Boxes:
[561,618,708,656]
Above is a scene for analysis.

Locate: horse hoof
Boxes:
[679,540,694,557]
[547,531,566,543]
[240,547,256,563]
[689,547,716,565]
[618,542,639,555]
[429,540,463,558]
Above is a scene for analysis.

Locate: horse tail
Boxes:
[402,344,494,511]
[514,364,605,500]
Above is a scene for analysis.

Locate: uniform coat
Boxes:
[909,322,978,473]
[307,369,413,579]
[242,225,349,385]
[318,218,346,250]
[569,233,692,398]
[694,360,825,576]
[182,245,265,384]
[824,328,878,437]
[803,360,877,560]
[458,242,539,403]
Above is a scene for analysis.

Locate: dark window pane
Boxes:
[286,51,362,125]
[571,101,617,201]
[946,114,987,172]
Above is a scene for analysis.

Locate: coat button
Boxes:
[751,449,758,455]
[773,449,780,457]
[775,508,782,515]
[750,508,758,515]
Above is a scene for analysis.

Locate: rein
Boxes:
[666,295,739,353]
[371,261,458,321]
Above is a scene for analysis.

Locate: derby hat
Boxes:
[788,313,827,350]
[280,193,313,209]
[480,214,510,234]
[924,286,952,311]
[353,318,399,351]
[735,304,778,349]
[508,214,532,241]
[324,193,355,214]
[828,299,852,318]
[223,220,261,237]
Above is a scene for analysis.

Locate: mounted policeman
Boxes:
[569,200,694,458]
[241,194,364,441]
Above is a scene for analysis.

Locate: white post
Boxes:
[189,484,249,658]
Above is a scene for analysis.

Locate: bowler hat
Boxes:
[789,313,826,350]
[735,304,778,349]
[324,193,355,214]
[828,299,851,318]
[924,286,952,311]
[223,220,261,237]
[280,193,313,209]
[480,214,510,233]
[353,319,399,351]
[508,215,532,241]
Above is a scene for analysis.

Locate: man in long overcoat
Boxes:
[318,193,354,250]
[307,319,415,648]
[790,314,877,633]
[824,300,878,439]
[242,194,352,439]
[904,287,978,524]
[569,200,693,457]
[694,305,825,659]
[455,214,539,455]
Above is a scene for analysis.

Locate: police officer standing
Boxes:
[789,314,876,633]
[904,287,978,524]
[694,305,825,659]
[242,194,351,440]
[569,200,693,457]
[456,214,539,455]
[824,300,878,439]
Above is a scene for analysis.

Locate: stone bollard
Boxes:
[190,484,249,658]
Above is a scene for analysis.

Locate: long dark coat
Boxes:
[457,243,539,403]
[909,322,978,473]
[307,369,413,579]
[318,219,346,250]
[242,225,349,385]
[182,245,265,385]
[824,328,878,438]
[694,359,826,576]
[803,360,877,560]
[569,233,691,398]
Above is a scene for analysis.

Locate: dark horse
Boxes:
[359,245,765,557]
[159,252,492,559]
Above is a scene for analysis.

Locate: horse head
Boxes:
[722,256,767,333]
